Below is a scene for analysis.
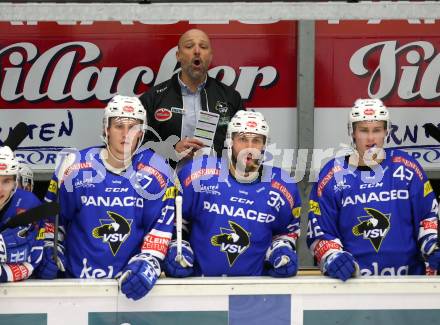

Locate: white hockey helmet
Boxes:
[348,98,390,137]
[0,146,20,176]
[226,110,270,163]
[102,95,147,151]
[0,146,20,209]
[18,162,34,191]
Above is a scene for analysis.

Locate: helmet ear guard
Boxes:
[0,146,20,208]
[18,162,34,191]
[0,146,20,176]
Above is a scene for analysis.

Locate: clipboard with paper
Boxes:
[193,110,220,150]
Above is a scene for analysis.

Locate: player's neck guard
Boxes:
[100,149,130,174]
[229,163,262,184]
[349,147,386,168]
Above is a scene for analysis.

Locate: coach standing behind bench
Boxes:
[140,28,244,165]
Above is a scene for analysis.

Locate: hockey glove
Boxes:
[119,253,161,301]
[163,240,194,278]
[324,251,356,281]
[427,243,440,274]
[428,249,440,274]
[265,239,298,277]
[35,241,66,279]
[0,225,36,263]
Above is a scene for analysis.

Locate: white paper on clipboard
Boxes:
[194,111,220,150]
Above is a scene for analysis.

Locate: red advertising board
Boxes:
[315,20,440,171]
[0,21,297,109]
[316,20,440,107]
[0,21,297,170]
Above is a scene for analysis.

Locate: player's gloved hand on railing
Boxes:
[119,253,161,301]
[324,251,356,281]
[35,241,66,279]
[265,239,298,277]
[0,225,36,263]
[427,247,440,274]
[163,240,194,278]
[420,238,440,275]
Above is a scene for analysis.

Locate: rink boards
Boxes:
[1,276,440,325]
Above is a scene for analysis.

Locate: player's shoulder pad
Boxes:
[59,146,102,181]
[265,166,295,182]
[262,165,297,187]
[388,148,426,181]
[315,157,347,197]
[178,155,222,188]
[266,166,300,210]
[133,151,172,191]
[13,188,41,208]
[133,148,172,180]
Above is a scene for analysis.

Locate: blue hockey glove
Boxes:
[324,251,356,281]
[0,225,36,263]
[163,240,194,278]
[427,248,440,273]
[35,241,66,279]
[119,253,161,301]
[265,239,298,277]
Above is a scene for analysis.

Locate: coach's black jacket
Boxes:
[140,73,244,162]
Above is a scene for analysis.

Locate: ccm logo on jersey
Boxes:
[352,208,390,252]
[231,197,254,204]
[360,182,383,189]
[92,211,132,256]
[105,187,128,192]
[211,221,250,266]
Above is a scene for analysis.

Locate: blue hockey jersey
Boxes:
[177,156,301,276]
[307,148,438,276]
[0,189,43,281]
[45,146,175,279]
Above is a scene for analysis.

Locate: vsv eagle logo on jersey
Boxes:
[352,208,390,252]
[92,211,132,256]
[211,221,250,266]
